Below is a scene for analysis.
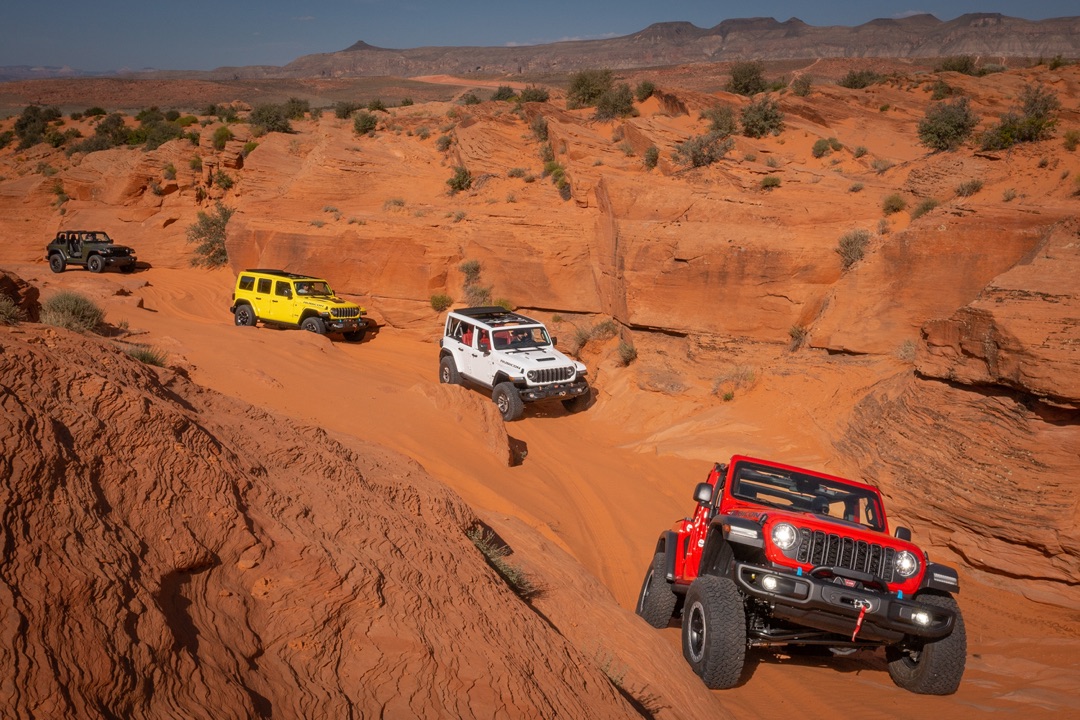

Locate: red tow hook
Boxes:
[851,599,871,641]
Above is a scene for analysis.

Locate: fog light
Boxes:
[912,610,931,626]
[762,575,779,592]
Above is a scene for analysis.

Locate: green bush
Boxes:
[727,61,767,96]
[212,125,232,150]
[760,175,781,190]
[507,167,527,178]
[567,69,614,108]
[367,98,387,112]
[0,295,27,325]
[84,106,107,117]
[617,341,637,366]
[466,526,538,599]
[882,193,906,215]
[353,111,378,135]
[1065,130,1080,152]
[519,85,550,103]
[490,86,515,102]
[741,97,784,138]
[788,325,808,351]
[980,83,1061,150]
[853,145,868,158]
[15,105,62,149]
[460,92,481,106]
[190,155,203,172]
[955,179,983,197]
[447,166,472,194]
[811,138,831,158]
[529,114,548,142]
[838,69,883,89]
[430,293,453,312]
[400,97,414,107]
[791,75,812,97]
[672,133,734,167]
[701,105,736,138]
[163,163,177,180]
[929,79,954,100]
[935,55,978,75]
[335,101,360,119]
[125,344,167,366]
[212,170,234,190]
[594,83,634,120]
[435,135,452,151]
[249,104,292,134]
[836,229,871,269]
[187,202,235,267]
[41,291,104,333]
[918,97,979,151]
[283,97,309,119]
[635,81,656,102]
[910,198,939,219]
[242,141,258,157]
[643,145,659,169]
[871,158,894,173]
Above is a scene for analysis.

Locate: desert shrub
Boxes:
[15,105,62,149]
[249,104,292,134]
[162,163,177,180]
[882,193,906,215]
[635,80,656,102]
[212,170,234,190]
[187,201,234,267]
[594,83,634,120]
[430,293,453,312]
[918,97,979,151]
[125,344,167,367]
[0,130,14,149]
[853,145,868,158]
[788,325,808,351]
[672,133,734,167]
[69,111,83,121]
[935,55,978,75]
[643,145,659,169]
[741,97,784,138]
[538,142,554,162]
[828,137,843,151]
[955,179,983,197]
[980,83,1061,150]
[617,341,637,366]
[435,134,452,151]
[910,198,939,219]
[836,229,870,269]
[189,155,203,172]
[353,111,378,135]
[838,69,883,89]
[760,175,781,190]
[701,105,736,138]
[466,526,538,599]
[1064,129,1080,152]
[0,296,27,325]
[765,156,779,168]
[281,97,309,120]
[791,75,812,97]
[447,166,472,194]
[528,114,549,143]
[242,141,258,157]
[460,92,481,106]
[1003,188,1017,202]
[567,68,614,108]
[507,167,527,178]
[335,101,361,119]
[84,106,107,117]
[590,320,618,341]
[929,79,954,100]
[519,85,550,103]
[212,125,233,150]
[811,138,831,158]
[727,61,767,96]
[365,98,387,113]
[41,292,103,333]
[490,86,515,102]
[871,158,894,173]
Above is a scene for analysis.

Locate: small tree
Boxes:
[917,97,979,151]
[187,202,235,268]
[594,83,634,120]
[726,61,767,96]
[447,166,472,194]
[741,97,784,138]
[248,104,292,134]
[567,69,614,108]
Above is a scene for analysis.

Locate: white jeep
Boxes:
[438,306,591,421]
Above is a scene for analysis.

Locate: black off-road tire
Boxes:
[344,328,366,342]
[48,254,66,273]
[636,552,679,628]
[301,316,326,335]
[886,594,966,695]
[439,356,461,385]
[234,304,257,327]
[87,255,105,273]
[493,382,524,421]
[682,575,747,689]
[561,387,591,413]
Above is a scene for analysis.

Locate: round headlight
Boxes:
[771,522,798,551]
[895,550,919,578]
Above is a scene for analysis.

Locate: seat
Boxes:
[461,329,473,346]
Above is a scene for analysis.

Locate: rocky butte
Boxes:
[1,43,1079,718]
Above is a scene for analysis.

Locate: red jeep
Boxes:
[636,456,966,695]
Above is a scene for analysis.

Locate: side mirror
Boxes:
[551,336,558,346]
[693,482,713,505]
[894,526,912,541]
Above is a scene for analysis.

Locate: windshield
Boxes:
[730,461,885,531]
[492,326,551,350]
[294,281,333,297]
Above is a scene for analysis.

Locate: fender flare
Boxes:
[920,562,961,594]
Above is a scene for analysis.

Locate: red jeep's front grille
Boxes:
[796,529,896,583]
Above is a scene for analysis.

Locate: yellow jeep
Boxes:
[230,269,369,341]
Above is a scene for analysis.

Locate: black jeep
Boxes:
[46,231,137,274]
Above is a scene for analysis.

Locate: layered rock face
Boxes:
[0,324,637,718]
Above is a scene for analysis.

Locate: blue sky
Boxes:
[2,1,1075,72]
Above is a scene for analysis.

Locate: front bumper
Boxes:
[733,562,957,643]
[519,378,589,403]
[105,255,137,268]
[325,316,366,333]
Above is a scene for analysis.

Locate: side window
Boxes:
[238,276,255,292]
[460,322,475,347]
[478,330,491,351]
[256,278,272,294]
[446,318,462,340]
[275,281,292,298]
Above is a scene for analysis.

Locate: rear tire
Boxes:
[301,316,326,335]
[886,594,966,695]
[234,304,256,327]
[439,356,461,384]
[636,552,678,628]
[49,254,66,273]
[87,255,105,273]
[493,382,523,421]
[682,575,746,689]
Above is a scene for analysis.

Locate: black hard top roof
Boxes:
[240,269,322,281]
[453,306,541,326]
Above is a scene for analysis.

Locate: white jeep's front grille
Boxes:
[527,367,575,384]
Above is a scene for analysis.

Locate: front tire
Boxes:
[682,575,746,689]
[492,382,523,421]
[562,387,591,413]
[301,316,326,335]
[343,328,366,342]
[636,552,678,628]
[49,254,66,273]
[886,594,966,695]
[234,304,257,327]
[439,356,461,384]
[87,255,105,273]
